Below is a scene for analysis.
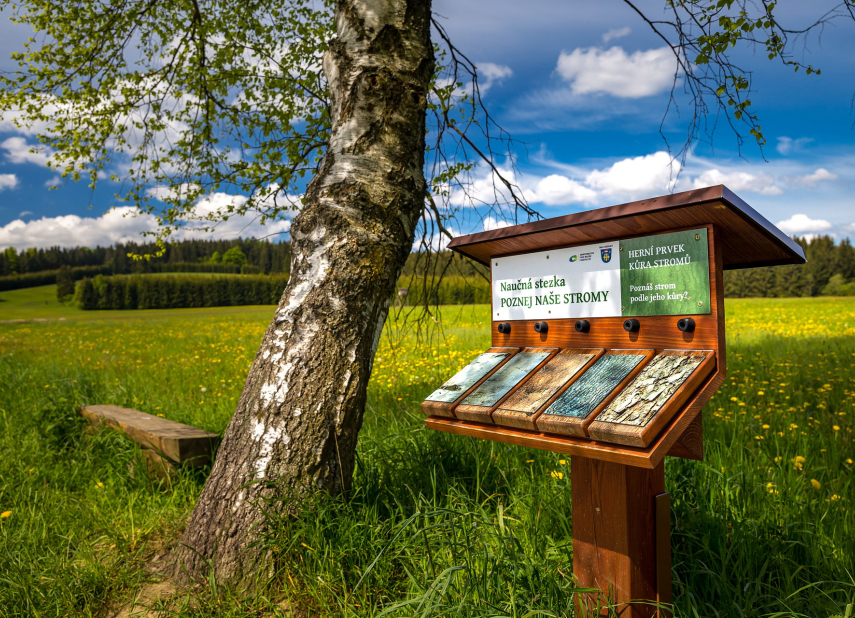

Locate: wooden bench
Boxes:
[79,405,220,475]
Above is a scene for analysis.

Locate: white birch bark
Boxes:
[172,0,433,586]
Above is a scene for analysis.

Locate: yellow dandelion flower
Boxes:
[559,459,567,465]
[757,391,765,396]
[551,471,564,480]
[794,456,806,464]
[0,511,11,518]
[833,425,840,431]
[730,397,738,402]
[762,424,770,429]
[810,479,821,489]
[96,482,104,489]
[846,458,853,465]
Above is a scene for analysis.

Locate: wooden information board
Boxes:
[419,185,806,617]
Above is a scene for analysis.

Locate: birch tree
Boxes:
[1,0,852,587]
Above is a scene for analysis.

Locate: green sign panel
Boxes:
[619,228,711,316]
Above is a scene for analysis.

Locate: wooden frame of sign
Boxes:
[420,185,806,617]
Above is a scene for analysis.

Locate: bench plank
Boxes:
[80,405,219,467]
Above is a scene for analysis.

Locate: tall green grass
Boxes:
[0,299,853,617]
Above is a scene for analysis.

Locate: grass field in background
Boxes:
[0,297,853,617]
[0,283,276,323]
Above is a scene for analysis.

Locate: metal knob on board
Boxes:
[623,318,640,333]
[534,321,549,334]
[677,317,696,332]
[497,322,511,334]
[575,320,590,333]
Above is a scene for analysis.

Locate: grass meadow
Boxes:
[0,293,853,617]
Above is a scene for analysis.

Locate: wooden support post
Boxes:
[571,456,668,617]
[655,492,673,618]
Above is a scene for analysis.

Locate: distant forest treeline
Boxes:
[724,235,855,297]
[0,238,291,277]
[75,274,290,310]
[2,235,854,302]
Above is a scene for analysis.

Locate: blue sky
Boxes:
[0,0,853,250]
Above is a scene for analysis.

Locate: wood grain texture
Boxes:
[449,187,805,270]
[420,347,519,418]
[666,414,703,461]
[492,348,603,430]
[490,314,719,351]
[589,350,715,448]
[80,405,219,466]
[536,349,655,438]
[572,457,665,618]
[454,347,558,423]
[426,416,662,468]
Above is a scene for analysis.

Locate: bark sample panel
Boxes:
[535,350,654,438]
[424,352,513,403]
[461,351,551,407]
[595,354,704,427]
[492,349,602,430]
[588,350,715,448]
[454,350,554,423]
[545,353,648,419]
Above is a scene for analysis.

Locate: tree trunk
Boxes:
[172,0,433,587]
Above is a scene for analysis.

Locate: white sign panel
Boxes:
[492,241,620,321]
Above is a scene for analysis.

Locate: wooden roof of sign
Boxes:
[448,185,806,270]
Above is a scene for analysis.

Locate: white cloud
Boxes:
[690,168,783,196]
[555,46,676,98]
[453,152,677,208]
[18,210,32,217]
[0,207,156,250]
[0,195,295,250]
[523,174,598,206]
[0,80,194,180]
[776,214,832,235]
[0,173,18,191]
[482,216,510,232]
[2,136,53,166]
[477,62,513,93]
[146,183,201,202]
[781,168,838,187]
[585,151,679,198]
[602,27,631,43]
[44,175,62,188]
[439,150,853,223]
[444,166,520,208]
[776,136,812,156]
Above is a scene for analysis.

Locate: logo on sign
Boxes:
[600,247,612,263]
[569,255,578,262]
